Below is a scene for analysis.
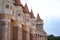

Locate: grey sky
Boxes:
[21,0,60,36]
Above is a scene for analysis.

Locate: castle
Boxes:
[0,0,47,40]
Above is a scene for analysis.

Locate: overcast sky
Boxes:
[21,0,60,36]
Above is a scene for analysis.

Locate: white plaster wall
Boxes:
[31,18,36,29]
[0,0,3,13]
[25,13,31,26]
[0,0,13,14]
[12,6,24,22]
[16,6,23,12]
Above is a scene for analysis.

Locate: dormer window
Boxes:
[6,4,9,8]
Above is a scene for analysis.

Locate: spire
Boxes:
[36,13,43,21]
[30,9,35,18]
[14,0,23,6]
[23,3,29,13]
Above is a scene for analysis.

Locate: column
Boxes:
[33,33,36,40]
[18,24,22,40]
[4,21,10,40]
[22,29,27,40]
[30,32,33,40]
[0,19,11,40]
[0,21,5,40]
[22,27,30,40]
[12,26,18,40]
[26,28,30,40]
[30,29,36,40]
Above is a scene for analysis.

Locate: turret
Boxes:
[13,0,23,7]
[23,3,32,27]
[13,0,24,22]
[30,9,36,40]
[36,13,43,30]
[30,9,35,18]
[23,3,29,13]
[30,9,36,30]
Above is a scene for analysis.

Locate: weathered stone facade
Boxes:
[0,0,47,40]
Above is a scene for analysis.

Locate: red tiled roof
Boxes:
[36,14,43,21]
[13,0,23,6]
[30,9,35,18]
[23,3,29,13]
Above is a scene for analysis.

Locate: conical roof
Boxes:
[36,14,43,21]
[30,9,35,18]
[23,3,29,13]
[13,0,23,6]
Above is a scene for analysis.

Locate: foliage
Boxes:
[47,35,60,40]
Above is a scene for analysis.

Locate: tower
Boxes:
[23,3,31,40]
[36,14,43,30]
[36,13,43,40]
[30,9,36,40]
[36,14,47,40]
[0,0,13,40]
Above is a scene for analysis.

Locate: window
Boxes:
[39,35,41,37]
[10,6,12,9]
[6,4,9,8]
[36,34,37,36]
[18,13,20,16]
[26,19,29,22]
[36,24,42,26]
[36,24,40,26]
[36,24,42,27]
[13,0,15,1]
[36,34,38,37]
[13,0,15,3]
[33,23,34,26]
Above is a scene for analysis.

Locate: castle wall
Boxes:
[0,17,11,40]
[0,0,47,40]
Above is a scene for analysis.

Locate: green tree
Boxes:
[47,35,60,40]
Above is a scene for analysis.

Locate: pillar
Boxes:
[10,19,18,40]
[30,29,36,40]
[18,24,22,40]
[30,32,33,40]
[22,26,30,40]
[22,29,30,40]
[33,33,36,40]
[0,18,11,40]
[26,28,30,40]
